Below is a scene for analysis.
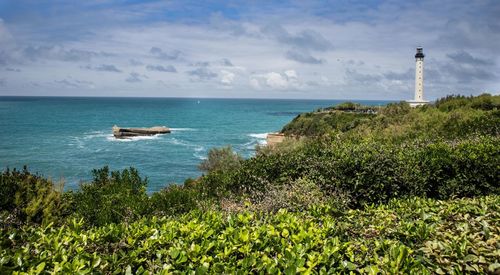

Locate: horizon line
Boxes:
[0,94,403,102]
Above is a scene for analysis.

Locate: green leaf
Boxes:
[281,229,290,238]
[464,254,478,262]
[125,265,133,275]
[489,263,500,272]
[342,260,357,271]
[35,262,46,274]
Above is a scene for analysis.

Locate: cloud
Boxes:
[383,69,413,81]
[191,61,210,67]
[5,67,21,72]
[285,49,324,64]
[446,51,495,66]
[126,72,147,83]
[187,67,218,81]
[150,47,182,60]
[261,24,333,51]
[0,78,5,86]
[0,51,8,65]
[220,58,233,66]
[265,72,288,89]
[345,69,382,85]
[54,78,94,88]
[22,45,112,62]
[82,64,122,72]
[129,59,143,66]
[251,70,302,90]
[249,78,261,90]
[220,70,235,86]
[191,59,233,67]
[146,64,177,72]
[0,18,14,45]
[440,63,495,83]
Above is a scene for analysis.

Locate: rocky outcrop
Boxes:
[112,125,170,139]
[266,133,286,146]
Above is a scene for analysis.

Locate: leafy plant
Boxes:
[69,166,149,226]
[0,167,67,227]
[198,145,243,173]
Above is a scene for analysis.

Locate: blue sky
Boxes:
[0,0,499,99]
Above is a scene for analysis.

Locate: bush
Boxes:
[281,95,500,141]
[198,146,243,173]
[150,184,199,216]
[70,166,149,226]
[199,135,500,207]
[0,167,66,227]
[1,196,498,274]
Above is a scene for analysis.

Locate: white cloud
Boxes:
[284,70,298,79]
[265,72,288,89]
[249,77,261,90]
[248,70,302,91]
[220,70,235,86]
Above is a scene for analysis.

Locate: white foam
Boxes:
[248,133,268,139]
[257,139,267,145]
[248,133,268,146]
[167,137,190,146]
[194,152,207,160]
[170,128,197,131]
[83,131,108,140]
[106,134,161,142]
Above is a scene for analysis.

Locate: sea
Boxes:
[0,97,391,193]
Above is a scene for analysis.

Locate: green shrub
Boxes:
[281,95,500,141]
[435,93,499,111]
[70,166,149,226]
[1,196,498,274]
[198,146,243,173]
[0,167,66,227]
[200,135,499,207]
[281,111,374,136]
[150,184,198,216]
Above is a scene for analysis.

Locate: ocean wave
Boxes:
[193,152,207,160]
[167,137,191,146]
[83,131,108,140]
[106,134,161,142]
[248,133,268,139]
[170,128,197,131]
[247,133,268,147]
[193,146,207,160]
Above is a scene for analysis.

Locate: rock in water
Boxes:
[112,125,171,139]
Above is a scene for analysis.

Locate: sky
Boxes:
[0,0,499,100]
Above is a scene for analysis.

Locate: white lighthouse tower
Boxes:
[408,47,429,107]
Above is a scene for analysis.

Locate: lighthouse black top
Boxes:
[415,48,425,59]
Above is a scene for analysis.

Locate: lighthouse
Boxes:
[408,47,429,107]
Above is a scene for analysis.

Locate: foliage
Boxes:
[281,111,374,137]
[198,145,243,173]
[0,167,67,227]
[70,166,149,226]
[201,135,499,207]
[150,184,199,216]
[281,94,500,140]
[435,93,500,111]
[220,177,342,213]
[1,196,498,274]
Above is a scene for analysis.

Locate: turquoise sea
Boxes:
[0,97,391,192]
